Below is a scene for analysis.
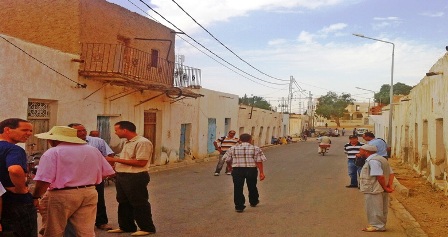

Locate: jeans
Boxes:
[347,159,358,186]
[214,153,231,174]
[2,200,38,237]
[116,172,156,233]
[231,167,259,210]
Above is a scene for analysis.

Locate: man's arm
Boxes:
[377,175,394,193]
[7,165,28,194]
[256,162,265,181]
[105,157,148,167]
[32,180,50,209]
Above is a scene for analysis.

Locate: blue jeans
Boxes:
[348,159,358,186]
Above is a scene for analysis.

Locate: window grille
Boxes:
[28,101,50,119]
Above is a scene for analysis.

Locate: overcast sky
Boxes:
[106,0,447,113]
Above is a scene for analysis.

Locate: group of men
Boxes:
[0,118,156,236]
[343,131,394,232]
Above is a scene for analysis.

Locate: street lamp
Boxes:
[355,87,376,115]
[353,33,394,146]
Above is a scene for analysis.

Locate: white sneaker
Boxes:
[226,172,231,175]
[214,173,219,176]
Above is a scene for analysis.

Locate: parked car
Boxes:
[356,128,369,136]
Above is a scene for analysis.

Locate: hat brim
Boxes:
[35,132,86,144]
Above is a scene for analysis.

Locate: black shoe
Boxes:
[236,209,244,213]
[345,185,358,188]
[250,201,260,207]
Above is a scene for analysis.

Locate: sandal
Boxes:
[362,226,386,232]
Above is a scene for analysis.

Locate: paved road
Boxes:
[89,136,407,236]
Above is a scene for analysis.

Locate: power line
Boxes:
[136,0,289,86]
[170,0,289,82]
[0,35,86,88]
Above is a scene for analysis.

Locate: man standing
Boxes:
[343,135,364,188]
[0,118,37,237]
[358,144,394,232]
[106,121,156,236]
[68,123,115,231]
[213,130,238,176]
[223,133,266,212]
[362,132,389,158]
[32,126,115,236]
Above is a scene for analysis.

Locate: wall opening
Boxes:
[422,120,428,171]
[435,118,445,179]
[224,118,231,134]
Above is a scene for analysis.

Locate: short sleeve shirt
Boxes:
[115,136,152,173]
[0,141,27,187]
[223,142,267,167]
[86,136,114,156]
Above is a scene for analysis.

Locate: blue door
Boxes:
[179,124,186,160]
[207,118,217,153]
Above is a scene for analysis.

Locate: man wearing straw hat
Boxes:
[32,126,115,237]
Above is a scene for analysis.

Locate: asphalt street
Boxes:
[81,136,407,236]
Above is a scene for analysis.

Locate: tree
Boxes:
[239,94,272,110]
[375,82,413,105]
[315,92,354,127]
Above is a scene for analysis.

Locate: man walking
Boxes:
[362,132,389,158]
[343,135,364,188]
[32,126,115,236]
[0,118,37,237]
[223,133,266,212]
[213,130,238,176]
[106,121,156,236]
[68,123,115,231]
[358,144,394,232]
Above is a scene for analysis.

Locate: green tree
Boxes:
[315,92,354,127]
[239,94,272,110]
[375,82,413,105]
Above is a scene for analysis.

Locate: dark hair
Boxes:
[115,121,136,132]
[349,135,358,139]
[239,133,252,142]
[0,118,29,134]
[364,132,375,138]
[67,123,82,128]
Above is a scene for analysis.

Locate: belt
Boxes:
[51,184,95,191]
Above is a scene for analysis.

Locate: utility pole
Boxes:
[308,91,314,129]
[288,76,294,114]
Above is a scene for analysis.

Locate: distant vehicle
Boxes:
[356,128,369,136]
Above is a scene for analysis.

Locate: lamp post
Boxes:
[355,87,376,115]
[353,34,394,146]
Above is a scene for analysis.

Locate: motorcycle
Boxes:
[319,144,330,156]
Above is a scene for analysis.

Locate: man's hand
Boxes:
[384,186,394,193]
[259,172,265,181]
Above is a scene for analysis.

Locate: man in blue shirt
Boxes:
[0,118,37,237]
[363,132,389,158]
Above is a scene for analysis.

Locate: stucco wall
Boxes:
[393,52,448,189]
[237,105,283,147]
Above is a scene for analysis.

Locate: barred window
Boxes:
[28,101,50,119]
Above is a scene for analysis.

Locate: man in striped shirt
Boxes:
[344,135,364,188]
[223,133,267,212]
[213,130,239,176]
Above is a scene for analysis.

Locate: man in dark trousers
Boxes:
[223,133,267,212]
[0,118,37,237]
[106,121,156,236]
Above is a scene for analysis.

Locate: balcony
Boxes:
[78,43,202,96]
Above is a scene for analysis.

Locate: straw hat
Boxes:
[35,126,86,144]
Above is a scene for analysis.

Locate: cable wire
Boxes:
[170,0,289,82]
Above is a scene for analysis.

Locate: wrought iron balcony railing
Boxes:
[79,43,179,88]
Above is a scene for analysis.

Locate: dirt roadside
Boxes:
[389,158,448,237]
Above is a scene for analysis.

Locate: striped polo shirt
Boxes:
[344,141,365,159]
[217,136,239,152]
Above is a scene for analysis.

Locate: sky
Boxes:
[106,0,447,113]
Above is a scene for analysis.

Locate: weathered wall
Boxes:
[393,52,448,191]
[0,0,174,61]
[238,105,283,147]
